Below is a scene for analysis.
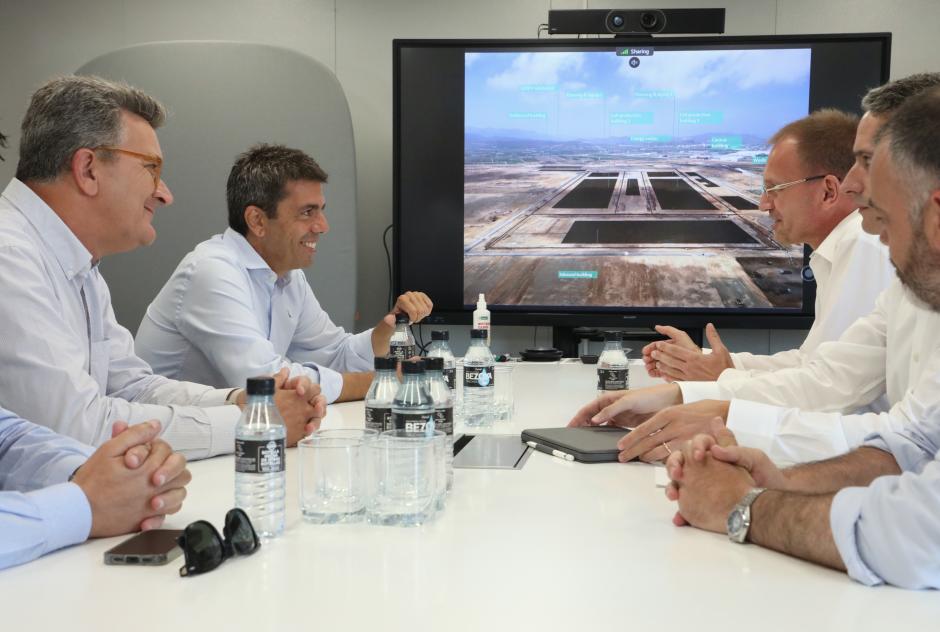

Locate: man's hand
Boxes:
[72,421,191,537]
[372,291,434,356]
[272,368,322,446]
[642,323,733,382]
[616,399,730,462]
[567,384,681,429]
[663,428,755,533]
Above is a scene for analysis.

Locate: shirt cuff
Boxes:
[830,486,885,586]
[725,399,783,455]
[349,328,377,369]
[206,406,241,458]
[35,483,93,555]
[677,381,722,404]
[310,364,344,404]
[197,388,233,407]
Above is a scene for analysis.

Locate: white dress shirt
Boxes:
[0,408,94,570]
[679,280,940,464]
[830,394,940,589]
[134,228,374,403]
[727,210,894,374]
[0,179,240,459]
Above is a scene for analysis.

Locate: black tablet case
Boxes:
[520,426,631,463]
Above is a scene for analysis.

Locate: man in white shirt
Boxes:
[640,109,893,383]
[569,73,940,465]
[135,144,433,403]
[664,87,940,589]
[0,75,324,460]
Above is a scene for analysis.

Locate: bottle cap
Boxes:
[476,293,487,309]
[425,356,444,371]
[431,330,449,341]
[245,376,275,396]
[604,330,623,342]
[395,313,410,324]
[401,359,425,374]
[374,356,397,371]
[470,328,488,339]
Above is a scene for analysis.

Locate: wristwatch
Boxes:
[727,487,767,544]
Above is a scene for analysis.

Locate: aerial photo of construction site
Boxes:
[463,47,813,310]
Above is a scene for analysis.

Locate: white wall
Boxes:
[2,0,936,355]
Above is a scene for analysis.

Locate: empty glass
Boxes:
[365,430,444,527]
[493,364,514,422]
[298,428,377,524]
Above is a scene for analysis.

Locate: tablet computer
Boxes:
[520,426,631,463]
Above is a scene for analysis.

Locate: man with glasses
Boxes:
[639,110,892,386]
[0,75,326,460]
[569,73,940,465]
[664,87,940,589]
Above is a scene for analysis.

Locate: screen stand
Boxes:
[552,326,703,358]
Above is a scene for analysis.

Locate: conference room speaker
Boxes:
[547,9,726,36]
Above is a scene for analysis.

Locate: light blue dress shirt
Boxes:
[135,228,374,403]
[0,407,94,570]
[830,346,940,589]
[0,179,240,459]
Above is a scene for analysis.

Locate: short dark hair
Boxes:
[769,108,859,179]
[226,144,329,235]
[0,130,7,162]
[876,87,940,221]
[862,72,940,116]
[16,75,166,182]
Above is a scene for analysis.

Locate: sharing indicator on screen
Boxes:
[558,271,599,280]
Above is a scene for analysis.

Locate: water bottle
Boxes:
[425,356,454,491]
[597,331,629,395]
[463,328,496,427]
[391,359,435,433]
[235,376,286,539]
[364,356,399,433]
[388,313,416,362]
[426,330,457,390]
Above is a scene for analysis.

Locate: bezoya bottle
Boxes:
[234,376,286,539]
[425,356,454,491]
[426,330,457,390]
[391,359,436,434]
[463,328,496,426]
[597,330,629,395]
[388,313,417,362]
[364,356,399,433]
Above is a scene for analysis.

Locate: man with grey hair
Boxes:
[0,75,325,459]
[569,72,940,466]
[664,87,940,590]
[135,143,433,403]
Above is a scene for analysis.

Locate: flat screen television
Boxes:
[394,33,891,330]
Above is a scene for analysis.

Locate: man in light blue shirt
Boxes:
[135,144,433,403]
[664,88,940,589]
[1,408,191,570]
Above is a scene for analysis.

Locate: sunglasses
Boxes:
[177,508,260,577]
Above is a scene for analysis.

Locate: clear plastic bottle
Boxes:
[388,313,416,362]
[425,356,454,491]
[426,330,457,391]
[364,356,399,433]
[235,376,286,539]
[391,359,436,433]
[462,328,496,427]
[597,331,629,395]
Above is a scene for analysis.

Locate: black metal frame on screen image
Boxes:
[393,33,891,330]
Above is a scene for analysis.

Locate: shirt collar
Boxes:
[811,209,861,264]
[220,227,290,287]
[2,178,94,280]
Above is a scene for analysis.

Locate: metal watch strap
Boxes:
[728,487,767,543]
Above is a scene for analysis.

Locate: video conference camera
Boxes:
[547,8,725,36]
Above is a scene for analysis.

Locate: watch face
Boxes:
[728,510,744,534]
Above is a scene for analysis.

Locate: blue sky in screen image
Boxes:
[465,48,811,143]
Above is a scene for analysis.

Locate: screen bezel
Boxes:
[393,33,891,330]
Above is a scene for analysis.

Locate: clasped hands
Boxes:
[235,367,328,446]
[567,383,732,462]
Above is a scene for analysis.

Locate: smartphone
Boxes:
[103,529,184,565]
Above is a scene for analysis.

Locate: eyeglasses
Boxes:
[177,508,260,577]
[759,174,828,197]
[93,145,164,191]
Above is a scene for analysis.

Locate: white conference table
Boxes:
[3,362,938,630]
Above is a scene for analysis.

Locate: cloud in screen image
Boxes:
[463,47,812,312]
